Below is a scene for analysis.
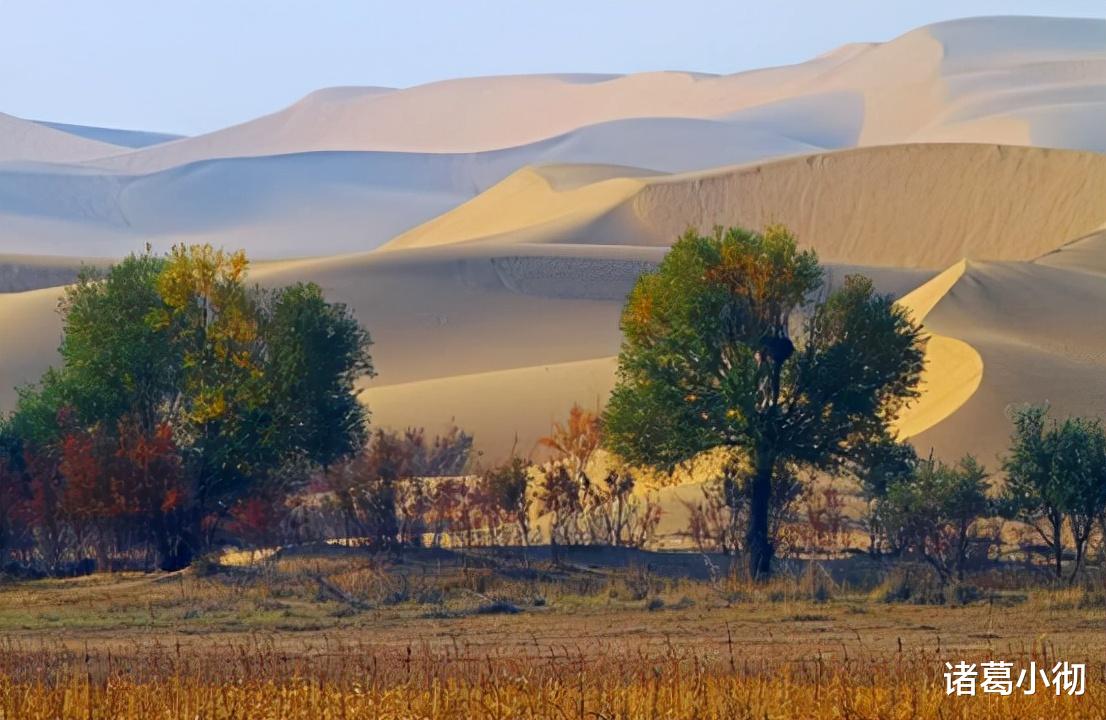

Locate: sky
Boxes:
[1,0,1103,135]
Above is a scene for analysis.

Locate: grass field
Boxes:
[1,547,1103,718]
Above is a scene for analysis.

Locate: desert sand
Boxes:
[2,15,1105,468]
[0,16,1103,258]
[386,144,1106,268]
[0,113,127,164]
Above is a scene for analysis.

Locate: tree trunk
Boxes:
[153,511,194,572]
[95,537,110,574]
[956,522,969,582]
[156,529,193,571]
[1068,540,1084,585]
[723,476,740,555]
[746,452,774,581]
[867,501,880,558]
[1067,521,1089,585]
[1052,514,1063,580]
[517,515,529,548]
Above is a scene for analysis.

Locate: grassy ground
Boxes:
[0,547,1103,718]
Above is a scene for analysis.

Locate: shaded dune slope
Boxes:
[0,255,111,293]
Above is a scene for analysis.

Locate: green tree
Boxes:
[1002,405,1106,581]
[9,245,374,570]
[151,245,268,541]
[878,454,990,584]
[261,282,374,471]
[8,255,174,448]
[0,419,31,563]
[604,226,925,578]
[854,437,918,556]
[161,247,375,566]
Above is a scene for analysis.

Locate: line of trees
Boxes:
[860,406,1106,586]
[0,309,662,573]
[2,229,1103,583]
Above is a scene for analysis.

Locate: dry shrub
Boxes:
[871,566,939,604]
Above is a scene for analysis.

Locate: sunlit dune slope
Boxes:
[0,286,63,407]
[382,166,653,252]
[891,260,983,440]
[911,258,1106,463]
[388,144,1106,269]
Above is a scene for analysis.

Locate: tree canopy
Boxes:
[878,454,990,584]
[604,226,926,577]
[6,245,374,569]
[1002,404,1106,581]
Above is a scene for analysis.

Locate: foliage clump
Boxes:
[604,225,925,577]
[1,245,373,571]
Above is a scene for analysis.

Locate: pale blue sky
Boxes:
[1,0,1102,135]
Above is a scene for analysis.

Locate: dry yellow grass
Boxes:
[0,644,1102,719]
[1,551,1104,718]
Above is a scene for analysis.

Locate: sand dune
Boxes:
[362,357,621,460]
[383,166,650,252]
[33,121,182,149]
[389,144,1106,269]
[0,286,64,408]
[3,15,1106,466]
[0,112,128,164]
[0,244,932,458]
[913,16,1106,151]
[1034,227,1106,275]
[1,228,1089,466]
[0,255,109,293]
[81,16,1105,173]
[892,261,984,439]
[0,107,855,259]
[0,151,469,257]
[255,252,933,459]
[83,68,848,172]
[912,259,1106,464]
[2,16,1103,260]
